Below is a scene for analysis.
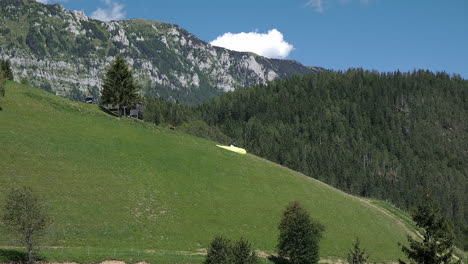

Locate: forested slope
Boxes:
[189,69,467,247]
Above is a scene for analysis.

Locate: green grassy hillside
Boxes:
[0,82,412,263]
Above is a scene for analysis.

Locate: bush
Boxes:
[205,236,260,264]
[205,236,232,264]
[231,238,260,264]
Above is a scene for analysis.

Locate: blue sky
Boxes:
[39,0,468,78]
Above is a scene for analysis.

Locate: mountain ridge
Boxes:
[0,0,323,103]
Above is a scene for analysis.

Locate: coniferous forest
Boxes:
[145,69,468,248]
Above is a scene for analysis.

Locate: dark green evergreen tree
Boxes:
[347,238,368,264]
[100,55,139,116]
[0,71,5,97]
[399,201,457,264]
[205,236,232,264]
[231,238,260,264]
[0,71,5,111]
[0,59,14,81]
[278,201,324,264]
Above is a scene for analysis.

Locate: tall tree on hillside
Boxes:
[0,59,14,81]
[0,72,5,98]
[278,201,324,264]
[1,187,49,264]
[399,201,457,264]
[0,71,5,111]
[100,55,139,116]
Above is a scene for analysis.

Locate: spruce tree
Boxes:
[278,201,324,264]
[0,71,5,111]
[0,59,13,81]
[0,71,5,98]
[205,236,232,264]
[399,201,457,264]
[347,238,368,264]
[231,238,260,264]
[101,55,139,116]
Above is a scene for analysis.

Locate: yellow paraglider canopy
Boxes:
[216,144,247,155]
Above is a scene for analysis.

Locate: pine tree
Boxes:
[231,238,260,264]
[0,59,14,81]
[347,238,369,264]
[0,71,5,98]
[204,236,259,264]
[278,201,325,264]
[0,71,5,111]
[205,236,232,264]
[101,55,139,116]
[399,201,457,264]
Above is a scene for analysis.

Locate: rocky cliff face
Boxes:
[0,0,323,103]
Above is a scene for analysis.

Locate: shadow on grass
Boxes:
[267,255,289,264]
[0,249,46,263]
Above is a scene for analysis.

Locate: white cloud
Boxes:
[210,29,294,59]
[306,0,372,12]
[35,0,68,4]
[306,0,326,13]
[90,0,125,22]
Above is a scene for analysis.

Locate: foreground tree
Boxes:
[347,238,369,264]
[0,59,13,81]
[100,55,139,116]
[399,201,457,264]
[204,236,259,264]
[231,238,260,264]
[205,236,232,264]
[278,201,325,264]
[1,187,49,264]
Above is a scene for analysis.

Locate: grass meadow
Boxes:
[0,82,412,263]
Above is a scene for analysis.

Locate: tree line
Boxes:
[143,69,468,249]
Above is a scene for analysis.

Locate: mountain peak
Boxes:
[0,1,322,103]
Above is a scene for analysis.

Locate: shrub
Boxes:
[205,236,232,264]
[231,238,260,264]
[205,236,260,264]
